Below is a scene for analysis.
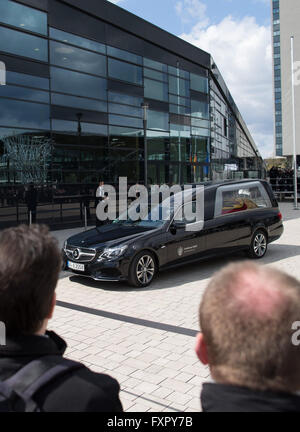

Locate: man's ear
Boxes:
[47,292,56,319]
[195,332,209,365]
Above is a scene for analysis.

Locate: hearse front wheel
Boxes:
[128,251,157,288]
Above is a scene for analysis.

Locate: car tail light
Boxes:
[278,212,282,221]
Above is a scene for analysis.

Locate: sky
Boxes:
[108,0,273,159]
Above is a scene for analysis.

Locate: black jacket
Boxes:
[201,382,300,412]
[25,187,37,210]
[0,331,123,412]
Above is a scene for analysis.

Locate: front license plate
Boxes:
[68,261,85,272]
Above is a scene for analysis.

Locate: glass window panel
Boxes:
[0,26,48,61]
[0,85,49,103]
[170,123,191,138]
[0,127,44,139]
[109,103,142,118]
[170,138,191,162]
[168,66,189,80]
[52,119,107,135]
[0,0,47,35]
[109,114,143,129]
[191,136,209,163]
[49,28,106,54]
[148,110,169,131]
[191,126,210,137]
[169,94,190,107]
[108,91,143,107]
[0,98,50,129]
[50,41,106,76]
[191,100,209,119]
[143,58,167,73]
[144,68,167,82]
[190,73,208,94]
[191,118,210,129]
[144,78,168,102]
[108,126,144,151]
[81,123,107,135]
[169,76,190,98]
[6,71,49,90]
[108,58,143,85]
[170,104,191,116]
[51,93,107,112]
[107,46,142,65]
[106,149,144,183]
[51,67,107,99]
[147,131,169,161]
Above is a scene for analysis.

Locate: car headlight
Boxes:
[63,240,67,250]
[98,245,128,261]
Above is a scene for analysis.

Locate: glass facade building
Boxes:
[0,0,264,227]
[272,0,283,156]
[271,0,300,161]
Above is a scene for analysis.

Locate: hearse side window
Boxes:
[214,182,272,218]
[174,201,197,225]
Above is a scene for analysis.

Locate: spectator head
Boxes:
[196,262,300,393]
[0,225,61,336]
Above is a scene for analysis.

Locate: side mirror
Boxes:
[174,220,186,230]
[170,220,186,234]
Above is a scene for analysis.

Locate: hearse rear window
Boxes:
[214,182,272,217]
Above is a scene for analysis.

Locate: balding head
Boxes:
[197,262,300,393]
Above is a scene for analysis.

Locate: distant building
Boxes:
[271,0,300,164]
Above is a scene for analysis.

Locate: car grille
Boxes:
[65,245,97,263]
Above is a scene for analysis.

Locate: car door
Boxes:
[204,182,257,255]
[164,201,206,266]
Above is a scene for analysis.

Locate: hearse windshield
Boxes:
[112,202,171,229]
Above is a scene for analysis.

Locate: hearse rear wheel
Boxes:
[248,230,268,259]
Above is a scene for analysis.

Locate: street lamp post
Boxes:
[76,112,83,220]
[290,36,299,210]
[142,103,149,189]
[76,112,82,137]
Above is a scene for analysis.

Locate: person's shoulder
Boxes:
[38,361,123,412]
[77,364,120,393]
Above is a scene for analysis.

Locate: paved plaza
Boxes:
[50,203,300,412]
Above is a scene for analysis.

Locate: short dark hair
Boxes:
[0,224,61,335]
[200,261,300,393]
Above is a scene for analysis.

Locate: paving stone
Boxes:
[159,378,194,394]
[130,370,166,385]
[185,397,201,410]
[166,391,193,406]
[133,382,159,394]
[150,387,174,399]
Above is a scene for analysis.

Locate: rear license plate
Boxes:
[67,261,85,272]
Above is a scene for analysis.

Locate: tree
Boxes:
[1,133,52,184]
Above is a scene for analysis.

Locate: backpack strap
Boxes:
[3,356,84,411]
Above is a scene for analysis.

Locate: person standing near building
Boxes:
[95,181,105,227]
[95,181,105,205]
[25,183,38,224]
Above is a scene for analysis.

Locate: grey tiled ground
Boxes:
[50,203,300,412]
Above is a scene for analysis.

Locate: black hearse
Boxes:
[63,180,283,287]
